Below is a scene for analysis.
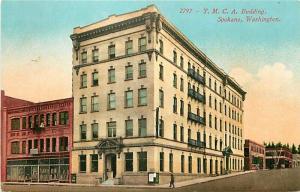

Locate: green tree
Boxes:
[271,142,275,147]
[275,142,282,148]
[291,144,297,154]
[298,145,300,154]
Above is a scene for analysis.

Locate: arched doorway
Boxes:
[105,153,116,179]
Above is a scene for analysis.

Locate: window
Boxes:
[28,140,32,153]
[209,135,212,148]
[11,141,20,154]
[125,90,133,108]
[91,154,98,172]
[159,119,164,137]
[173,97,177,113]
[139,37,146,52]
[22,141,26,154]
[108,93,116,110]
[34,115,39,128]
[108,68,115,83]
[107,121,116,137]
[40,114,44,127]
[173,51,177,64]
[125,65,133,80]
[52,138,56,152]
[219,102,222,113]
[159,64,164,80]
[209,78,211,88]
[215,117,217,129]
[188,156,192,173]
[180,78,184,91]
[138,88,147,106]
[125,120,133,137]
[80,74,87,88]
[79,155,86,172]
[214,98,217,110]
[46,113,50,126]
[138,152,147,171]
[209,114,212,128]
[180,126,184,142]
[11,118,20,130]
[92,123,98,139]
[220,119,222,131]
[59,137,68,151]
[81,51,87,64]
[160,152,164,172]
[159,90,164,107]
[91,96,99,112]
[52,113,57,126]
[138,62,146,78]
[181,155,185,173]
[108,44,115,59]
[169,153,173,172]
[159,40,164,54]
[173,124,177,140]
[59,111,69,125]
[138,118,147,137]
[209,95,212,107]
[80,97,87,113]
[22,117,26,129]
[173,73,177,88]
[92,72,98,86]
[125,40,133,55]
[80,124,87,140]
[180,56,184,68]
[92,49,99,62]
[125,153,133,171]
[197,158,201,173]
[46,138,50,152]
[180,100,184,116]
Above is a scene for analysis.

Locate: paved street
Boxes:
[2,168,300,192]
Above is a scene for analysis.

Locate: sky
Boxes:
[1,1,300,145]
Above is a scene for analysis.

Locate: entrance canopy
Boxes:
[96,138,124,158]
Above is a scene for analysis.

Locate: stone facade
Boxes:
[244,139,265,170]
[71,5,246,185]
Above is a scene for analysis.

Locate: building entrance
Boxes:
[105,154,116,180]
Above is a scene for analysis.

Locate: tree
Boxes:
[271,142,275,148]
[275,142,282,148]
[298,145,300,154]
[291,144,297,154]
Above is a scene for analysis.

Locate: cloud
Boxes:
[229,63,300,145]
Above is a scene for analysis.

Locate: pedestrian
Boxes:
[169,173,175,188]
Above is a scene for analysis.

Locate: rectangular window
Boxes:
[52,113,57,126]
[173,74,177,88]
[159,90,164,107]
[159,119,164,137]
[59,111,69,125]
[173,124,177,141]
[125,90,133,108]
[125,40,133,55]
[125,120,133,137]
[125,65,133,80]
[108,45,115,59]
[11,118,20,130]
[181,155,185,173]
[28,116,33,128]
[138,88,147,106]
[159,65,164,80]
[197,158,201,173]
[160,152,164,172]
[108,69,115,83]
[81,51,87,64]
[92,72,99,86]
[46,113,50,126]
[180,78,184,91]
[22,141,26,154]
[79,155,86,172]
[80,124,87,140]
[125,153,133,172]
[138,37,146,52]
[91,154,98,172]
[107,121,116,137]
[108,93,116,110]
[80,97,87,113]
[138,118,147,137]
[138,152,147,171]
[22,117,26,129]
[138,62,146,78]
[34,115,39,128]
[159,40,163,54]
[180,100,184,116]
[180,126,184,142]
[173,97,177,113]
[92,123,98,139]
[80,74,87,88]
[169,153,173,172]
[173,51,177,64]
[52,138,56,152]
[91,96,99,112]
[188,156,192,173]
[11,141,20,154]
[40,139,44,152]
[28,140,32,153]
[46,138,50,152]
[92,49,99,62]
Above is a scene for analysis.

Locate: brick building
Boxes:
[265,147,292,169]
[1,91,73,182]
[244,139,265,170]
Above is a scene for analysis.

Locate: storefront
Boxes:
[6,157,69,182]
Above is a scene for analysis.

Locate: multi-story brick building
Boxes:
[1,91,73,182]
[266,147,292,169]
[244,139,265,170]
[70,5,246,185]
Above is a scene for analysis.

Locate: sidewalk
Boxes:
[3,171,255,189]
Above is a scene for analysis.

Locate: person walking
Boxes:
[169,173,175,188]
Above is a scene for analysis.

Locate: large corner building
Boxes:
[70,5,246,185]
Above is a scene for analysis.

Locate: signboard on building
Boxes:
[148,172,159,184]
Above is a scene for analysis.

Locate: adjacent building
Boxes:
[292,154,300,168]
[70,5,246,184]
[244,139,265,170]
[1,91,73,182]
[265,147,292,169]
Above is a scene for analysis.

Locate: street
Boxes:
[2,168,300,192]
